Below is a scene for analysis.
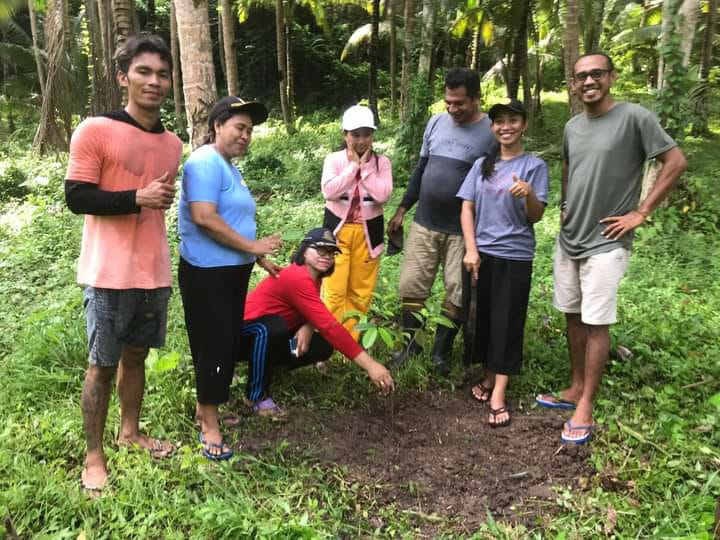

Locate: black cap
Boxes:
[208,96,268,128]
[488,99,526,121]
[302,228,341,252]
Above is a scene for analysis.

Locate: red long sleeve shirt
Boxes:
[244,263,363,360]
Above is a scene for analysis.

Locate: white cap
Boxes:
[342,105,376,131]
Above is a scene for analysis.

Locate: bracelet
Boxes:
[560,200,568,211]
[637,209,650,219]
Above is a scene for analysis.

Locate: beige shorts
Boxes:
[398,221,464,308]
[552,239,630,325]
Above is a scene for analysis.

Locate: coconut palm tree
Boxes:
[691,0,717,135]
[563,0,582,114]
[219,0,239,95]
[174,0,218,147]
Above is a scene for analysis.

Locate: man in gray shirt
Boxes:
[387,68,496,374]
[536,53,687,444]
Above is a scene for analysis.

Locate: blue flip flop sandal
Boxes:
[561,420,594,444]
[536,393,577,410]
[198,432,234,461]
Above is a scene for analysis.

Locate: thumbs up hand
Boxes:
[508,172,531,199]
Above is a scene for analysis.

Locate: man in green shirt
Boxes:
[536,53,688,444]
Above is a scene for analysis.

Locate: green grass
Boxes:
[0,92,719,538]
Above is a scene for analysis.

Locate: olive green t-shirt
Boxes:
[559,102,676,258]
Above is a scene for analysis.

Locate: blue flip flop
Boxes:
[561,420,594,444]
[198,432,234,461]
[535,393,577,410]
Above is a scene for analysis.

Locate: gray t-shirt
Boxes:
[559,102,677,258]
[457,153,549,261]
[402,113,496,235]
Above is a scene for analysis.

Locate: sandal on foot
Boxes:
[198,432,233,461]
[535,392,577,410]
[247,397,287,419]
[81,469,107,498]
[471,384,493,404]
[488,406,511,428]
[561,420,594,444]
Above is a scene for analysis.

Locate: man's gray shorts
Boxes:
[83,287,171,367]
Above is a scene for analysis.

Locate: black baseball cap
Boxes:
[488,99,526,121]
[303,228,341,252]
[208,96,268,128]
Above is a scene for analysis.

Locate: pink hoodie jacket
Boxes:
[321,149,393,259]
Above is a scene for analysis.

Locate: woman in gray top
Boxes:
[457,100,549,428]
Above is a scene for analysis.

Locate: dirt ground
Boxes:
[236,382,594,534]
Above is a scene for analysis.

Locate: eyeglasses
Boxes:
[312,246,338,258]
[572,69,611,83]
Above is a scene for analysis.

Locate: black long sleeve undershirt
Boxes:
[399,156,429,211]
[65,180,140,216]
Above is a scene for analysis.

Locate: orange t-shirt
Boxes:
[66,116,183,289]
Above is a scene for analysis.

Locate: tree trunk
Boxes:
[400,0,416,121]
[583,0,606,53]
[112,0,134,51]
[679,0,700,65]
[368,0,380,123]
[417,0,436,79]
[175,0,218,148]
[507,0,530,101]
[219,0,239,95]
[28,0,45,95]
[145,0,156,30]
[389,0,398,117]
[286,0,296,125]
[170,0,186,136]
[530,45,543,130]
[563,0,583,114]
[643,0,697,200]
[87,0,121,113]
[276,0,294,132]
[691,0,717,135]
[657,0,699,89]
[111,0,134,105]
[34,0,69,152]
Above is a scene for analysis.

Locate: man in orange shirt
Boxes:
[65,34,183,495]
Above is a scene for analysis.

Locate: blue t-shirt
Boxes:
[179,145,257,267]
[456,152,549,261]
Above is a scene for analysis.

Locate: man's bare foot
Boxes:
[118,433,175,459]
[81,460,107,498]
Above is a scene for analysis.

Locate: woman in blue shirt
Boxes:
[457,100,549,428]
[178,97,282,460]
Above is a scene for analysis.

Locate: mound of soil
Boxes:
[239,386,593,533]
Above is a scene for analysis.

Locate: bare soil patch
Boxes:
[237,385,593,533]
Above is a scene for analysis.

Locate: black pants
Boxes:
[241,314,334,401]
[462,252,532,375]
[178,257,253,405]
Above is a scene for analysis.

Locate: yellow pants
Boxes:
[322,224,380,341]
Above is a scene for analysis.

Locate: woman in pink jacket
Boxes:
[321,105,393,340]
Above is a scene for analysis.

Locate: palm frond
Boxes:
[340,20,390,61]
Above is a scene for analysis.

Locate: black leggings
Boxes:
[462,252,532,375]
[241,314,334,401]
[178,257,253,405]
